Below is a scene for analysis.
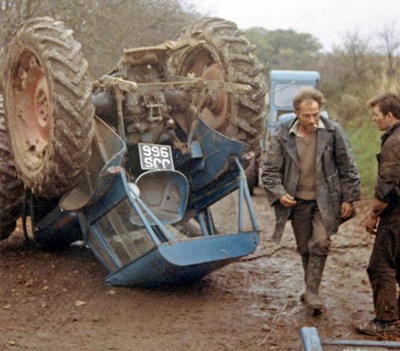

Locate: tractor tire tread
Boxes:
[0,95,24,240]
[169,17,266,155]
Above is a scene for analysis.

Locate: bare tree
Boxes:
[0,0,201,79]
[74,0,200,76]
[376,21,400,80]
[340,30,374,83]
[316,31,382,123]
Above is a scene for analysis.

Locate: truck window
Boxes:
[274,83,314,108]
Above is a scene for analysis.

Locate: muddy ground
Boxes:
[0,186,398,351]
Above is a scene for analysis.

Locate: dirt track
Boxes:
[0,187,397,350]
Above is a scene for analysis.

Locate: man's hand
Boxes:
[340,201,354,219]
[364,198,388,234]
[279,194,297,208]
[365,213,379,234]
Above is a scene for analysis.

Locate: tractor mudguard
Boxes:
[60,117,127,212]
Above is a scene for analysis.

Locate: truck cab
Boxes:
[266,70,321,136]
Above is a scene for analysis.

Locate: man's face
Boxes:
[295,99,320,134]
[372,105,392,131]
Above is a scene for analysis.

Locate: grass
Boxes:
[346,119,381,199]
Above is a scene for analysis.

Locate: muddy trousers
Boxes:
[291,200,330,307]
[367,212,400,322]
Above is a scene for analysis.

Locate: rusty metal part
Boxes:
[10,52,51,166]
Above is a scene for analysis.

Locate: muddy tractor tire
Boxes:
[169,17,267,157]
[0,95,24,240]
[3,17,95,198]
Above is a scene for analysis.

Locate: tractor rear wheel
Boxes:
[168,17,267,158]
[0,95,24,240]
[3,17,94,198]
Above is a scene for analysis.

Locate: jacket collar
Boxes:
[281,116,334,164]
[381,121,400,145]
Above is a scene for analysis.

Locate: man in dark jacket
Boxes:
[357,93,400,337]
[262,88,361,315]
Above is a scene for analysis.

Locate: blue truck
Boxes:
[266,70,322,137]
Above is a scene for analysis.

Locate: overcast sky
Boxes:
[192,0,400,51]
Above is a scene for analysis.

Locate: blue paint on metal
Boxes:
[134,170,189,225]
[185,118,246,192]
[300,327,323,351]
[236,159,259,231]
[300,326,400,350]
[270,70,320,82]
[55,116,261,286]
[81,165,260,286]
[60,117,127,212]
[105,232,259,286]
[81,175,127,224]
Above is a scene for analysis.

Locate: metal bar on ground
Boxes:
[300,327,323,351]
[300,326,400,350]
[323,338,400,349]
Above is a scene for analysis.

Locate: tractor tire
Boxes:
[168,17,267,156]
[3,17,94,198]
[0,95,24,240]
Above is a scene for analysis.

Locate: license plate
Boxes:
[138,143,174,170]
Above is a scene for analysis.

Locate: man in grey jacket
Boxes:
[262,88,361,315]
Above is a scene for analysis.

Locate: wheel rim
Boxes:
[10,50,51,169]
[201,63,228,130]
[177,47,228,131]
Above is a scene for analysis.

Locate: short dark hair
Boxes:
[368,93,400,119]
[293,87,325,111]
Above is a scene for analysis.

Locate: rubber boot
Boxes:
[300,255,309,302]
[304,255,327,315]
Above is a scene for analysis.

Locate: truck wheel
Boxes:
[168,17,267,156]
[245,157,257,196]
[3,17,94,198]
[0,95,24,240]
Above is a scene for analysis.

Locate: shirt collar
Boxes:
[289,118,325,136]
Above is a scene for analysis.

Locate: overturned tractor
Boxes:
[1,17,267,286]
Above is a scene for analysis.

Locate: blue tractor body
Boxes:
[34,117,259,287]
